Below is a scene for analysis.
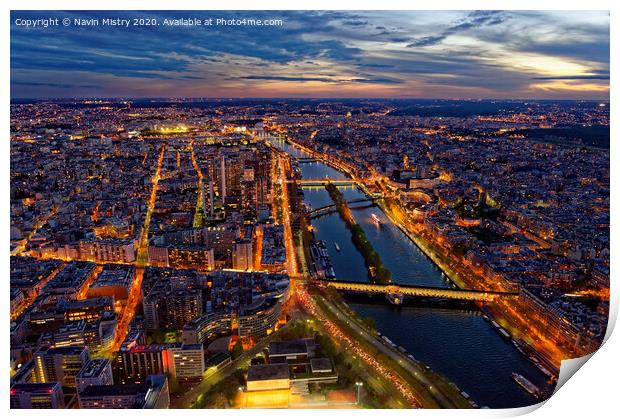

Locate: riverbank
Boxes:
[311,289,474,408]
[325,183,391,284]
[376,199,561,377]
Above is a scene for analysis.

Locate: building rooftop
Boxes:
[269,339,310,357]
[11,382,61,394]
[77,358,111,379]
[90,265,134,289]
[247,363,290,382]
[58,296,113,311]
[310,358,333,373]
[36,345,88,356]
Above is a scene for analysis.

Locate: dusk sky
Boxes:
[10,10,610,99]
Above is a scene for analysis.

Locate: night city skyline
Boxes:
[11,10,609,99]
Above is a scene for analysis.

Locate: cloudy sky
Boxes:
[10,10,610,99]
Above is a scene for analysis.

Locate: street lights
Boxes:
[355,381,364,405]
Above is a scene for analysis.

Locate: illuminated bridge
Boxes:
[307,197,379,219]
[293,179,359,186]
[319,280,518,303]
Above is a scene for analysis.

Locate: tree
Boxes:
[231,339,244,360]
[148,329,166,344]
[192,394,206,409]
[362,316,377,333]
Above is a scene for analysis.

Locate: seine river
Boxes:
[272,138,549,408]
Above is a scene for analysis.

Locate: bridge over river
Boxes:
[292,178,360,186]
[307,197,379,219]
[317,279,518,303]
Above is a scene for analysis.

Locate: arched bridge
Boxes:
[307,197,380,219]
[319,280,518,302]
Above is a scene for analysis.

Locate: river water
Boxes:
[273,138,549,408]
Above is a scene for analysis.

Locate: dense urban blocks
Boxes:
[10,97,609,409]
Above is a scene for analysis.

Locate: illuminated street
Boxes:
[110,144,166,352]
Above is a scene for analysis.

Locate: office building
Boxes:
[10,382,65,409]
[170,343,204,381]
[232,238,253,271]
[238,297,281,339]
[78,375,169,409]
[117,345,174,383]
[182,311,233,345]
[76,358,114,393]
[33,346,90,387]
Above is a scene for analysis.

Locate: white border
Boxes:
[2,2,616,419]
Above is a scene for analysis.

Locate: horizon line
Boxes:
[10,97,610,102]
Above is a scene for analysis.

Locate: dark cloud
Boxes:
[521,40,609,64]
[408,11,509,48]
[12,81,98,89]
[240,75,403,84]
[389,37,411,43]
[408,35,447,48]
[349,77,404,84]
[240,75,337,83]
[342,19,369,27]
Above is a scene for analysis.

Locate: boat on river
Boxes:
[334,241,341,252]
[386,293,403,305]
[512,373,544,399]
[371,213,382,225]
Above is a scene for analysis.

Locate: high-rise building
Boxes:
[164,289,203,329]
[241,180,258,218]
[76,358,114,394]
[170,343,205,381]
[232,238,253,271]
[33,346,90,387]
[117,342,203,384]
[143,287,203,330]
[220,156,227,199]
[142,295,161,331]
[117,345,175,384]
[207,179,215,217]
